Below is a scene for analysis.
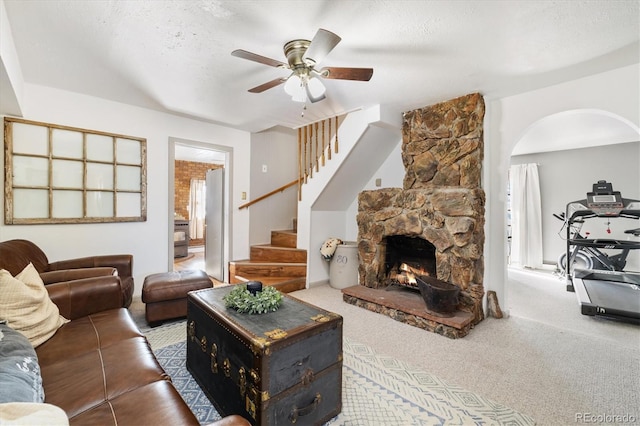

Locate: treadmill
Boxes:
[572,269,640,324]
[564,181,640,324]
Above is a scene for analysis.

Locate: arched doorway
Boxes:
[505,109,639,324]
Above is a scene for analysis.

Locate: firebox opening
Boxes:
[383,236,436,289]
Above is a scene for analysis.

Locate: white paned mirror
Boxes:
[117,138,141,164]
[87,163,114,190]
[87,133,114,162]
[12,156,49,187]
[12,123,48,156]
[52,129,83,158]
[14,189,49,219]
[52,159,83,188]
[52,191,83,218]
[4,117,146,224]
[117,165,141,191]
[87,191,114,217]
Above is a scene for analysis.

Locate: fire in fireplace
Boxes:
[384,236,436,289]
[382,235,462,317]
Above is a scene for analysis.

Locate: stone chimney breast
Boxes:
[353,93,486,337]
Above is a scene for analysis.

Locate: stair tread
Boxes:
[230,259,306,265]
[253,244,304,250]
[234,276,304,284]
[229,228,305,292]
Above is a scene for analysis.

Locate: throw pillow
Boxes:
[320,237,343,261]
[0,402,69,425]
[0,263,69,348]
[0,322,45,403]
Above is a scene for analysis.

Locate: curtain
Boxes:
[509,163,543,269]
[188,179,206,239]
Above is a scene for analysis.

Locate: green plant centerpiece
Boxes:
[223,283,283,314]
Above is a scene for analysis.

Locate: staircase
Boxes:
[228,229,307,293]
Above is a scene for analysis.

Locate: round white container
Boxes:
[329,242,359,289]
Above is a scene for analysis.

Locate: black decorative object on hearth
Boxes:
[416,275,460,317]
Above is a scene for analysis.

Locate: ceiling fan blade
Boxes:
[303,29,341,65]
[320,67,374,81]
[248,77,287,93]
[231,49,288,68]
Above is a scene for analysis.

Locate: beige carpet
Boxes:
[289,278,640,426]
[130,270,640,425]
[137,304,534,425]
[147,326,534,425]
[506,267,639,346]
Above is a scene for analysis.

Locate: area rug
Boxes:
[149,322,535,426]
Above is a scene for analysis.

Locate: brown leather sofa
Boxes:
[0,239,249,426]
[0,239,135,307]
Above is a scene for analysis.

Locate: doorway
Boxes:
[505,109,640,321]
[168,138,233,282]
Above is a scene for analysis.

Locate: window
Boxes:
[4,117,147,224]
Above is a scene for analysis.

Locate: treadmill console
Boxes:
[586,180,624,216]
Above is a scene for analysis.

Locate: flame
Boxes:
[397,263,417,285]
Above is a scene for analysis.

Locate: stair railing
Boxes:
[297,114,345,200]
[238,114,345,209]
[238,179,298,210]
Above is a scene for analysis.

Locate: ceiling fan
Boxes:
[231,28,373,103]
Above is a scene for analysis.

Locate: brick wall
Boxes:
[174,160,223,246]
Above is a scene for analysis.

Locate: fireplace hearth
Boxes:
[345,93,486,339]
[342,285,475,338]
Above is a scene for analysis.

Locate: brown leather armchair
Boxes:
[1,239,250,426]
[0,239,134,307]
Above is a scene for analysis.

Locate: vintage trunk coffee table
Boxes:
[186,287,343,425]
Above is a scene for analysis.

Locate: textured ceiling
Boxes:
[3,0,639,135]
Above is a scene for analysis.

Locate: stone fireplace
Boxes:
[343,93,485,338]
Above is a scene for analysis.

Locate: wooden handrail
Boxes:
[241,114,344,209]
[238,179,298,210]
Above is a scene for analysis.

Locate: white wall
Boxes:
[0,84,251,297]
[511,141,640,271]
[485,63,640,313]
[299,106,401,286]
[299,111,370,286]
[249,126,298,245]
[0,0,23,116]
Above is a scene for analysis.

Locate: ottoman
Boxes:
[142,270,213,326]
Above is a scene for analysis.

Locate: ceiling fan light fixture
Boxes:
[284,73,325,103]
[307,77,326,98]
[284,74,305,102]
[291,90,306,103]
